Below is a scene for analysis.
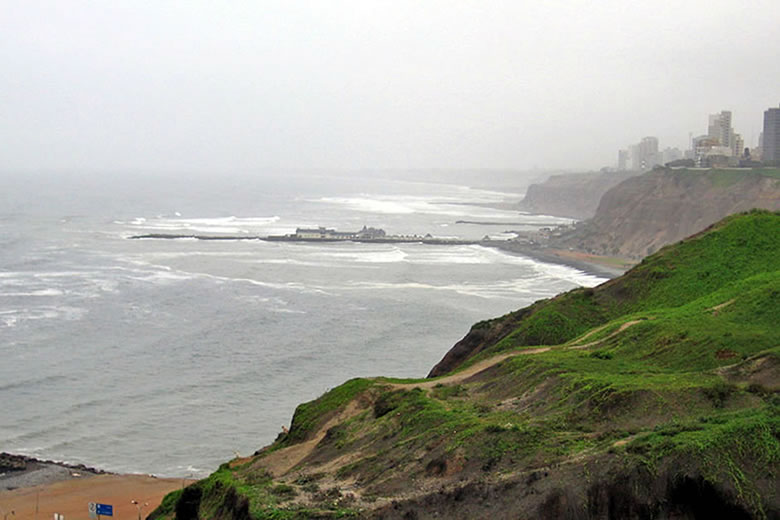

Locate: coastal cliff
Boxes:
[518,171,640,219]
[554,168,780,259]
[151,211,780,520]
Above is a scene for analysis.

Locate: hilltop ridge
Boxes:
[151,211,780,520]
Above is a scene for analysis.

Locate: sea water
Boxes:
[0,171,602,477]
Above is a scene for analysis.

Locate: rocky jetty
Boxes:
[0,452,106,491]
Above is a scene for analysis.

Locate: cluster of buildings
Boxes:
[616,104,780,171]
[617,137,682,171]
[292,225,387,240]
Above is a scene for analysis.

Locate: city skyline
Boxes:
[615,103,780,171]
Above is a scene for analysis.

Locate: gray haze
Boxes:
[2,1,779,173]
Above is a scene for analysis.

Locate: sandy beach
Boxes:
[485,240,631,279]
[1,457,193,520]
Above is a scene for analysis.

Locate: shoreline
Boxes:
[483,241,631,279]
[1,453,107,492]
[128,234,630,280]
[1,453,194,520]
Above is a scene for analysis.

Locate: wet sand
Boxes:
[484,240,631,279]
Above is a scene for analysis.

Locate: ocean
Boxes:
[0,171,604,478]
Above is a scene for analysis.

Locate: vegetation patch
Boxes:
[285,378,374,443]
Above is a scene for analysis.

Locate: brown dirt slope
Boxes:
[518,170,640,219]
[557,168,780,259]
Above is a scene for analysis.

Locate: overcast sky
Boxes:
[2,1,778,173]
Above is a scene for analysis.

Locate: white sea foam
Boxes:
[127,270,201,284]
[0,306,87,325]
[176,465,209,478]
[319,247,408,263]
[248,258,329,267]
[468,246,606,286]
[344,280,525,299]
[143,251,261,259]
[0,288,64,297]
[118,257,335,295]
[269,307,307,314]
[318,196,416,214]
[530,261,606,287]
[1,315,17,327]
[487,232,519,240]
[4,267,145,300]
[31,271,91,279]
[405,249,491,265]
[119,215,282,234]
[316,194,521,220]
[176,216,281,225]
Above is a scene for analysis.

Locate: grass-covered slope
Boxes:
[151,211,779,520]
[429,209,780,376]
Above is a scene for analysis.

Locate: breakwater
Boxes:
[129,233,481,246]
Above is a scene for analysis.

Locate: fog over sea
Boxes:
[0,171,603,478]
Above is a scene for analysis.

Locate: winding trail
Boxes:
[567,319,645,350]
[259,400,364,477]
[708,299,736,315]
[387,347,552,390]
[256,319,649,478]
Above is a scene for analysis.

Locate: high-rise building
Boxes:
[733,134,744,158]
[617,149,629,170]
[708,110,734,149]
[637,136,660,170]
[628,137,661,171]
[763,104,780,163]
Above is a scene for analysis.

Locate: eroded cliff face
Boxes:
[518,171,639,219]
[556,169,780,259]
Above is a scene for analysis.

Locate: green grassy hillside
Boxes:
[151,211,779,520]
[429,209,780,376]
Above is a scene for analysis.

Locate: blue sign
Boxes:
[96,504,113,517]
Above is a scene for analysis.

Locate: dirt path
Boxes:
[568,323,611,346]
[394,319,647,390]
[568,319,644,350]
[257,320,646,479]
[258,348,553,477]
[708,299,735,315]
[260,400,365,477]
[389,347,552,390]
